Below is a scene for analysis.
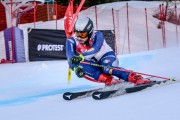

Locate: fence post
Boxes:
[33,1,36,28]
[112,8,117,54]
[175,4,178,46]
[95,5,98,30]
[10,0,15,63]
[126,3,130,53]
[160,4,166,48]
[145,8,150,51]
[55,2,58,30]
[116,9,120,55]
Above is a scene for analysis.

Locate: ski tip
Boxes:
[92,90,117,100]
[92,92,102,100]
[63,92,73,100]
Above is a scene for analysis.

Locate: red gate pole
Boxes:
[145,8,150,51]
[126,3,130,53]
[33,1,36,28]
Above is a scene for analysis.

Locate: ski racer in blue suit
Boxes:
[66,17,151,86]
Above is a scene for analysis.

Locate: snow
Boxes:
[0,46,180,120]
[0,1,180,120]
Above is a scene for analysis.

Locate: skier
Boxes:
[66,17,151,86]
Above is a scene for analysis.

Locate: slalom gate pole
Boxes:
[68,0,85,33]
[65,0,85,84]
[81,61,171,81]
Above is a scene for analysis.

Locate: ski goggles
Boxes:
[75,32,88,38]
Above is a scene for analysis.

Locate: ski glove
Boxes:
[70,55,84,65]
[74,66,84,78]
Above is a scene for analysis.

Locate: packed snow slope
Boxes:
[0,46,180,120]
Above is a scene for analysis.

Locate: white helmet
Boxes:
[74,17,94,38]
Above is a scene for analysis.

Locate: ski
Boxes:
[63,81,133,100]
[92,80,177,100]
[63,88,101,100]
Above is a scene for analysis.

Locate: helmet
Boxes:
[74,17,94,38]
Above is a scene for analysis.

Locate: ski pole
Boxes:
[81,61,172,81]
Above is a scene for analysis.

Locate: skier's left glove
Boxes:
[70,54,84,65]
[74,66,84,78]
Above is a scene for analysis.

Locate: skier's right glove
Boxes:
[70,55,84,65]
[74,66,84,78]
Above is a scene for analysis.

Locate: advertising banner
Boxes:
[28,29,115,61]
[4,27,26,63]
[28,29,66,61]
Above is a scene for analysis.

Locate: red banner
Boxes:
[64,0,74,38]
[64,0,86,38]
[68,0,85,34]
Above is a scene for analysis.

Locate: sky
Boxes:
[0,1,180,120]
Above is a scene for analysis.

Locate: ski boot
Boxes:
[97,73,122,86]
[128,72,152,86]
